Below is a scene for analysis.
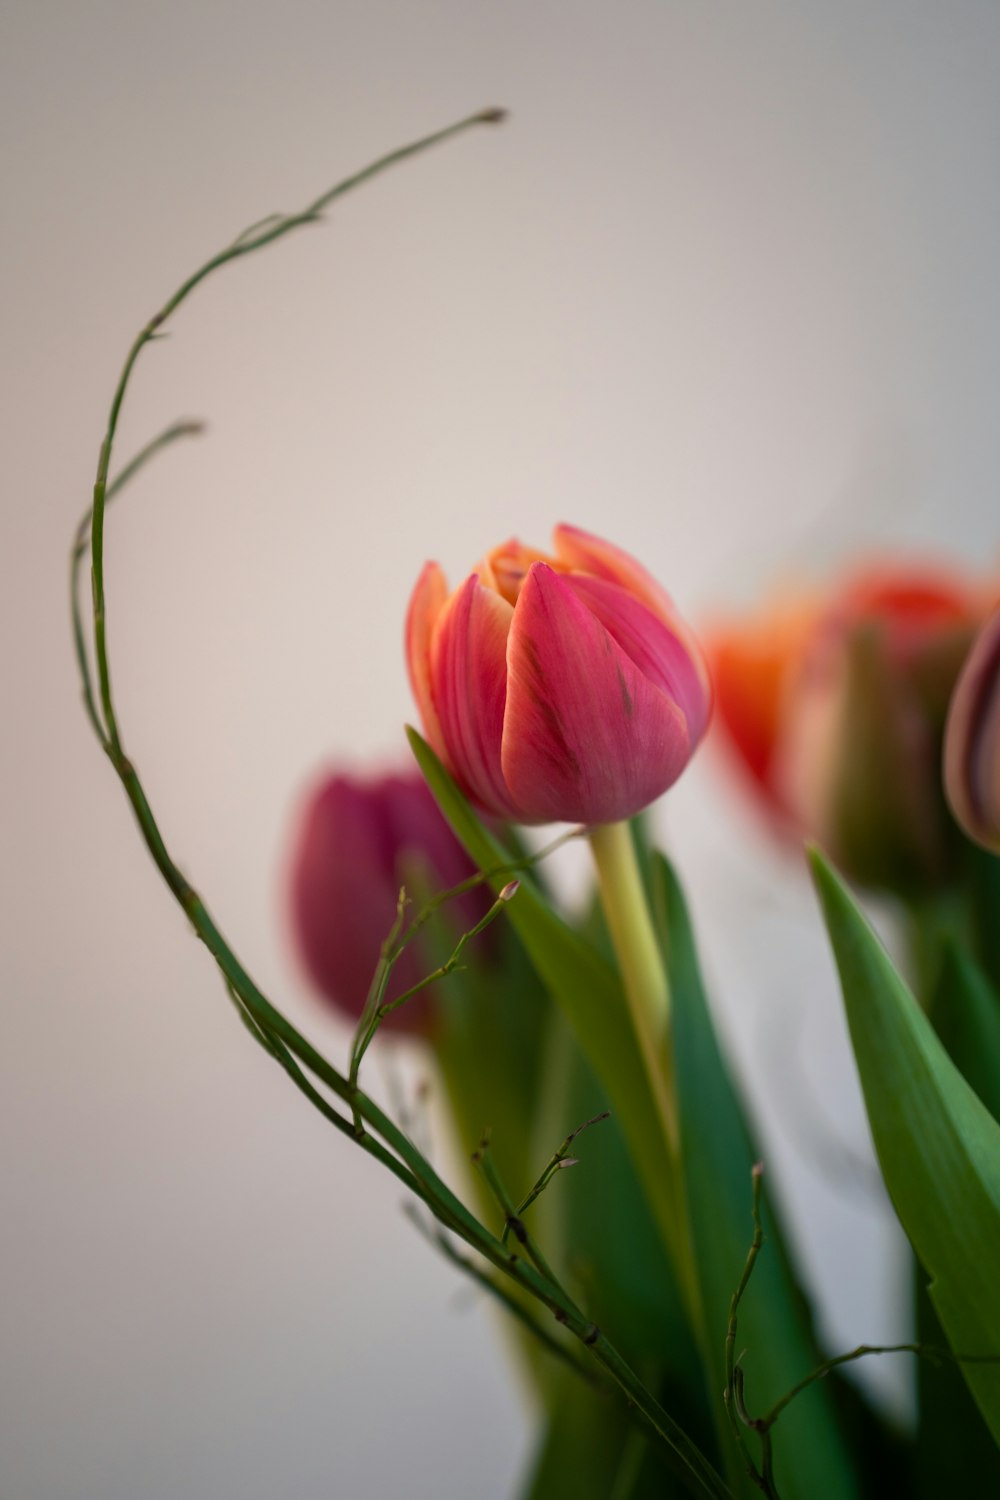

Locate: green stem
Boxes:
[588,820,678,1155]
[588,820,698,1319]
[590,821,671,1025]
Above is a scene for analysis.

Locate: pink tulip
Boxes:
[945,603,1000,854]
[287,769,489,1028]
[406,525,711,825]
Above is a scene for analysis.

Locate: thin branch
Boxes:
[70,419,204,741]
[345,826,584,1091]
[391,823,583,946]
[87,109,505,750]
[71,116,734,1500]
[349,880,519,1083]
[761,1341,1000,1432]
[402,1203,603,1390]
[504,1109,611,1242]
[475,1132,565,1292]
[723,1163,774,1495]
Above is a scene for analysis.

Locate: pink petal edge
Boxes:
[405,561,449,759]
[553,523,713,710]
[502,562,691,824]
[431,574,518,819]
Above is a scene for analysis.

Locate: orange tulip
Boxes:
[708,563,986,890]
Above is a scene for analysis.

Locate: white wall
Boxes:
[3,3,999,1496]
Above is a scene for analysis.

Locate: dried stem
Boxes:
[349,882,519,1084]
[723,1163,1000,1499]
[70,114,733,1500]
[402,1203,602,1390]
[503,1109,611,1244]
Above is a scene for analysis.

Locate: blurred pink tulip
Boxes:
[406,525,711,826]
[288,769,489,1029]
[945,603,1000,854]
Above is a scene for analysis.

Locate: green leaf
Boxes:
[654,854,862,1500]
[530,1004,711,1422]
[522,1366,691,1500]
[961,842,1000,997]
[810,847,1000,1446]
[930,940,1000,1125]
[421,908,552,1195]
[913,1270,1000,1497]
[407,730,682,1274]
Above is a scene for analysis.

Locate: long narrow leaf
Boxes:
[407,731,684,1283]
[810,848,1000,1445]
[654,854,862,1500]
[931,941,1000,1125]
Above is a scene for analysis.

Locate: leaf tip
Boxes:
[804,841,847,913]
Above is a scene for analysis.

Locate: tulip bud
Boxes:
[406,524,712,826]
[287,769,490,1029]
[945,603,1000,853]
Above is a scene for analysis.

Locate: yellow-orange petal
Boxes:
[405,561,449,758]
[477,537,564,606]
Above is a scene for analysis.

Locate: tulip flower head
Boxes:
[406,525,712,826]
[708,563,986,892]
[945,602,1000,854]
[288,769,489,1029]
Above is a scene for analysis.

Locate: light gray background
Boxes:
[3,3,998,1497]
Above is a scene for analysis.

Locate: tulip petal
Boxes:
[479,537,563,605]
[562,572,712,746]
[405,561,449,759]
[554,523,713,703]
[945,604,1000,851]
[503,563,690,824]
[706,595,821,804]
[380,773,492,931]
[290,776,407,1014]
[432,574,517,818]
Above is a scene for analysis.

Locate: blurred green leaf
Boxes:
[653,854,862,1500]
[530,1006,713,1434]
[930,941,1000,1124]
[521,1365,692,1500]
[810,847,1000,1447]
[408,730,683,1271]
[423,910,552,1194]
[912,932,1000,1495]
[961,842,1000,996]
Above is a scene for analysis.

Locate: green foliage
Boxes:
[916,933,1000,1493]
[810,848,1000,1447]
[653,855,862,1500]
[930,941,1000,1125]
[408,730,686,1274]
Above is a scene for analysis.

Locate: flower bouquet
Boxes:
[73,112,1000,1499]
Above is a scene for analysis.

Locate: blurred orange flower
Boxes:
[707,562,994,892]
